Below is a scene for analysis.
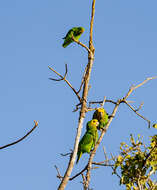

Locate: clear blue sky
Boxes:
[0,0,157,189]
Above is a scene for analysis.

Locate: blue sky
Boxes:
[0,0,157,189]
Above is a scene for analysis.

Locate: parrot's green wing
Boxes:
[76,131,94,164]
[62,27,85,48]
[62,29,74,48]
[76,119,99,164]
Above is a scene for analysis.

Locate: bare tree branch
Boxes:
[55,165,63,181]
[123,76,157,100]
[89,99,117,107]
[81,173,87,190]
[72,36,91,54]
[0,120,38,150]
[70,165,87,181]
[124,100,151,128]
[134,102,144,112]
[49,64,68,81]
[57,0,96,189]
[49,65,81,102]
[77,66,88,94]
[92,162,114,167]
[73,102,82,112]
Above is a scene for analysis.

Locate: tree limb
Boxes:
[57,0,95,189]
[72,36,91,54]
[124,100,151,128]
[49,65,81,102]
[0,120,38,150]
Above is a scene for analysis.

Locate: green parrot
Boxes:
[62,27,85,48]
[92,108,108,130]
[76,119,99,164]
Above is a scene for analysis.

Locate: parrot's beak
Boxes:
[81,28,84,33]
[96,121,99,127]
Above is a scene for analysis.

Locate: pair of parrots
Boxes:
[76,108,109,164]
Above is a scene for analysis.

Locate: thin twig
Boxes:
[69,165,87,181]
[49,64,68,81]
[81,173,86,190]
[101,96,106,107]
[49,65,81,102]
[77,66,88,94]
[60,152,72,157]
[0,121,38,149]
[72,36,91,54]
[89,99,117,108]
[0,120,38,150]
[135,102,144,112]
[77,77,85,94]
[86,108,97,112]
[124,100,151,128]
[123,76,157,100]
[103,146,108,164]
[110,153,121,179]
[73,102,82,112]
[55,165,63,181]
[92,162,114,167]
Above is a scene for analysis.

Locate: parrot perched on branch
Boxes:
[92,108,108,130]
[76,119,99,164]
[62,27,85,48]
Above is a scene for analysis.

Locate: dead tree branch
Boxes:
[57,0,96,189]
[124,100,151,128]
[49,65,81,102]
[0,120,38,150]
[89,99,117,107]
[70,165,87,181]
[123,76,157,100]
[72,36,91,54]
[55,165,63,181]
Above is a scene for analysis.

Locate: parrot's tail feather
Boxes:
[76,152,82,164]
[62,43,67,48]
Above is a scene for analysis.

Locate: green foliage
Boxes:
[113,134,157,190]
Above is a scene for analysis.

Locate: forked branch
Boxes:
[49,65,81,102]
[124,100,151,128]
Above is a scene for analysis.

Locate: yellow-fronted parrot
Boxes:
[62,27,85,48]
[92,108,108,130]
[76,119,99,164]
